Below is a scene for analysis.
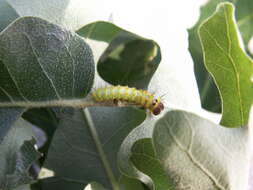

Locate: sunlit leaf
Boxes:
[199,2,253,127]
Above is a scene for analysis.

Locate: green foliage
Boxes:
[188,0,253,113]
[152,111,249,190]
[0,17,94,105]
[188,0,226,113]
[131,139,174,190]
[22,108,58,165]
[199,3,253,127]
[77,21,161,89]
[117,110,250,190]
[43,107,145,189]
[0,1,252,190]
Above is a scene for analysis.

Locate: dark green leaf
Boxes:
[35,176,145,190]
[0,16,94,107]
[77,21,161,89]
[188,0,227,113]
[199,3,253,127]
[31,176,85,190]
[23,109,58,131]
[98,38,160,89]
[118,176,147,190]
[43,107,145,189]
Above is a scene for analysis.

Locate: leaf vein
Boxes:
[22,32,62,100]
[0,86,14,102]
[54,34,75,97]
[223,6,244,125]
[102,119,136,147]
[59,128,99,157]
[203,22,243,125]
[1,59,29,102]
[202,28,233,73]
[165,119,226,190]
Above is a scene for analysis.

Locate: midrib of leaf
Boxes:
[23,32,62,100]
[223,6,244,126]
[82,108,119,190]
[164,114,226,190]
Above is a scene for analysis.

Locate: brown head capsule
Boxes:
[150,98,164,115]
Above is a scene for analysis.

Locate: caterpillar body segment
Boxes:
[92,86,164,115]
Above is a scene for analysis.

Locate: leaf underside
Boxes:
[199,3,253,127]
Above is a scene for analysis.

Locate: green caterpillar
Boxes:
[92,85,164,115]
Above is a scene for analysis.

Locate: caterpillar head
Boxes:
[151,98,164,115]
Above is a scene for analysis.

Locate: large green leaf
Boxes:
[199,2,253,127]
[188,0,253,113]
[42,107,146,189]
[0,16,94,107]
[126,110,250,189]
[0,112,40,189]
[77,21,161,89]
[150,110,250,189]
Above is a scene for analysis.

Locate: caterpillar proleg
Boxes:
[92,85,164,115]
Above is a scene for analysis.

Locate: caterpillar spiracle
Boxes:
[92,86,164,115]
